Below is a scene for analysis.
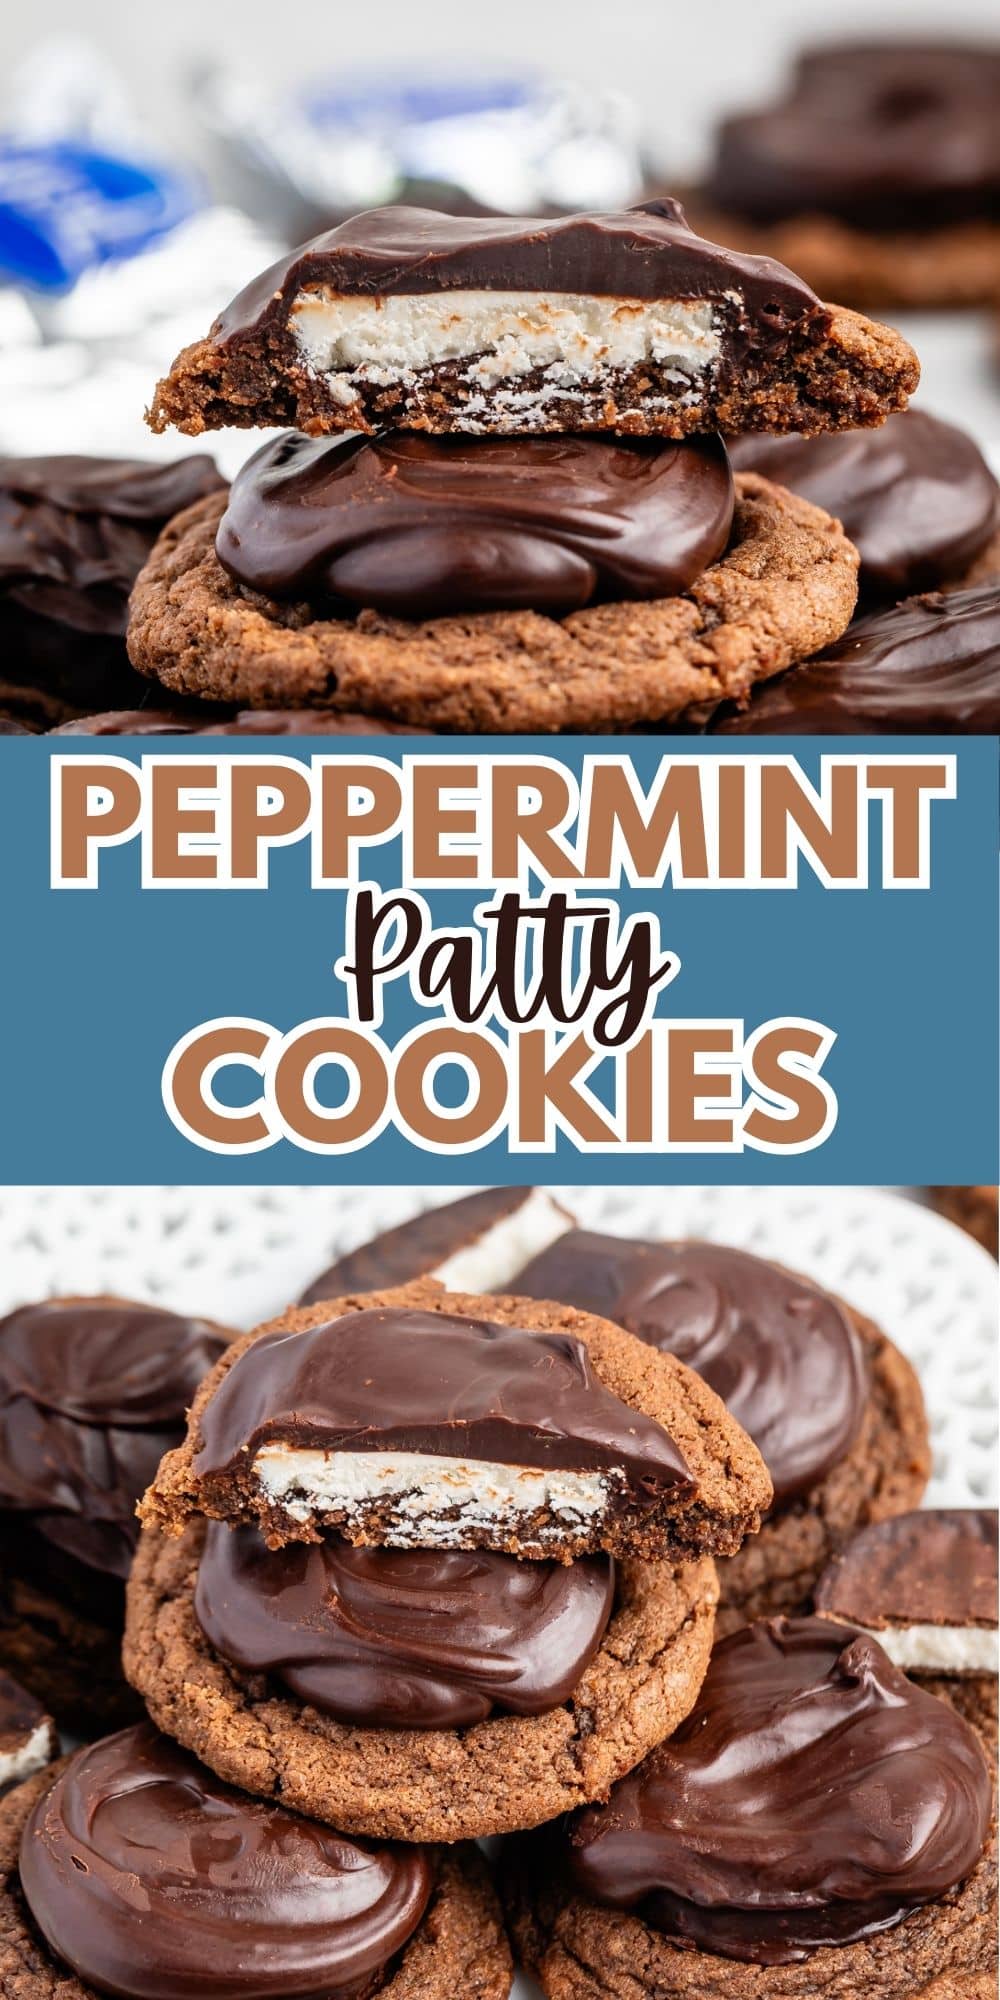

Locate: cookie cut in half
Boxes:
[148,200,918,441]
[140,1281,772,1565]
[0,1726,513,2000]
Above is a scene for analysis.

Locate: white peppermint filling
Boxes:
[858,1621,999,1675]
[433,1189,573,1294]
[288,290,722,407]
[0,1720,54,1788]
[254,1444,613,1545]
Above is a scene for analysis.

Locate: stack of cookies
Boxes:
[0,1209,995,2000]
[117,197,928,733]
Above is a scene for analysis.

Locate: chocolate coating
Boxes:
[816,1509,999,1631]
[0,1299,228,1579]
[708,43,1000,231]
[19,1723,432,1999]
[566,1616,993,1964]
[728,411,999,597]
[193,1306,693,1500]
[215,199,820,346]
[299,1188,541,1305]
[50,708,428,735]
[216,430,736,619]
[0,454,222,707]
[711,583,1000,733]
[196,1521,615,1728]
[511,1234,865,1505]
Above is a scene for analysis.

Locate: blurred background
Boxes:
[1,0,998,470]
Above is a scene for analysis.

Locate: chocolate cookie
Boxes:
[0,1295,232,1729]
[503,1617,996,1998]
[148,200,918,442]
[0,453,223,716]
[815,1509,998,1753]
[298,1188,573,1305]
[125,475,860,730]
[696,43,1000,310]
[507,1233,930,1629]
[728,411,1000,600]
[140,1280,773,1565]
[0,1672,56,1795]
[0,1728,513,2000]
[124,1518,718,1841]
[710,582,1000,734]
[930,1187,999,1259]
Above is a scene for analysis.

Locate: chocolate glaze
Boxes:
[193,1306,693,1502]
[19,1722,432,1999]
[728,411,999,597]
[50,708,428,735]
[214,200,821,345]
[216,430,735,619]
[708,42,1000,231]
[510,1234,865,1505]
[816,1509,999,1631]
[298,1188,541,1306]
[0,1667,51,1753]
[196,1521,615,1727]
[0,453,223,707]
[565,1616,993,1964]
[0,1299,228,1579]
[711,584,1000,734]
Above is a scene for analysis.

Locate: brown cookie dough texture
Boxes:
[140,1280,773,1566]
[124,1520,717,1842]
[715,1296,929,1633]
[684,202,1000,312]
[500,1825,999,2000]
[929,1188,999,1259]
[0,1762,513,2000]
[125,476,859,730]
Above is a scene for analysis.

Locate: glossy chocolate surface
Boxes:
[193,1306,693,1500]
[0,1299,227,1578]
[511,1233,866,1504]
[298,1188,539,1305]
[19,1723,432,1998]
[816,1509,999,1630]
[216,430,735,619]
[728,411,999,597]
[196,1522,615,1727]
[566,1616,993,1963]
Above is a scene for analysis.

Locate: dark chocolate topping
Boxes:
[49,708,427,735]
[711,584,1000,734]
[214,199,821,343]
[708,42,1000,230]
[0,1299,228,1578]
[0,1667,49,1751]
[216,430,735,619]
[196,1521,615,1728]
[511,1234,865,1505]
[19,1722,432,1999]
[566,1616,993,1964]
[299,1189,539,1306]
[728,411,999,597]
[816,1509,999,1631]
[193,1306,693,1501]
[0,455,222,636]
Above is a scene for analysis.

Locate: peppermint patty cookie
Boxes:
[503,1617,996,1999]
[0,1672,56,1796]
[711,582,1000,733]
[728,410,1000,602]
[124,1518,718,1840]
[148,200,917,441]
[0,1296,231,1730]
[695,42,1000,310]
[139,1281,772,1564]
[0,453,222,720]
[125,458,860,729]
[0,1725,513,2000]
[815,1508,999,1749]
[507,1233,930,1628]
[298,1188,573,1306]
